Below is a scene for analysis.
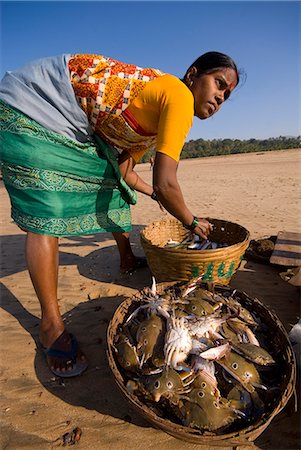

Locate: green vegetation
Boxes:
[140,136,300,163]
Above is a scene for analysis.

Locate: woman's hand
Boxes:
[119,151,153,196]
[193,218,213,240]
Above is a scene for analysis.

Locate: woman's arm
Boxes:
[153,152,212,239]
[118,151,153,196]
[118,150,211,238]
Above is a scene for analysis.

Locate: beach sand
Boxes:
[0,149,300,449]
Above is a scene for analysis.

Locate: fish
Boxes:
[183,383,239,431]
[216,351,266,393]
[136,313,165,367]
[164,234,229,250]
[143,368,194,402]
[183,298,217,317]
[114,333,140,372]
[231,342,275,366]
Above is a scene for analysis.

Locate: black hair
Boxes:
[185,51,240,86]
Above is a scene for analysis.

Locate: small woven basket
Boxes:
[107,283,296,447]
[140,218,250,285]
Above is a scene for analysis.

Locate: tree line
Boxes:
[140,136,300,163]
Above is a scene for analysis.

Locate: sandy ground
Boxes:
[0,149,300,450]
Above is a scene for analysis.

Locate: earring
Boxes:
[189,80,193,88]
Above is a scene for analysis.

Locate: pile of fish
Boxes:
[113,277,282,434]
[165,234,229,250]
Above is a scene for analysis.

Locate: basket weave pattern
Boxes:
[140,218,250,285]
[107,283,296,446]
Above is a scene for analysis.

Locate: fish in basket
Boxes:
[107,278,296,446]
[164,233,229,250]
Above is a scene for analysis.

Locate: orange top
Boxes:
[69,54,194,162]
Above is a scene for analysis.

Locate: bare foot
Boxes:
[120,256,148,274]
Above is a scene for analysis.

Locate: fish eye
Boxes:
[126,361,130,366]
[142,327,146,332]
[144,339,148,345]
[232,362,238,370]
[201,382,206,388]
[154,381,160,389]
[192,305,196,311]
[198,391,205,398]
[167,381,174,389]
[202,311,206,315]
[213,401,219,408]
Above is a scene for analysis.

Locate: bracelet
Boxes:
[183,216,199,231]
[151,191,158,201]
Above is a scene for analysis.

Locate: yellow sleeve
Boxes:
[156,76,194,161]
[128,75,194,162]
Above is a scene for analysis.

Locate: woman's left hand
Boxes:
[119,151,154,196]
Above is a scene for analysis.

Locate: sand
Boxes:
[0,148,300,449]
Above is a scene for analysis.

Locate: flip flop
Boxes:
[43,330,88,378]
[120,256,148,275]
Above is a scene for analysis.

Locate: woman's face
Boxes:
[190,68,238,119]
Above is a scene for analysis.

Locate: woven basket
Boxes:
[140,218,250,285]
[107,283,296,446]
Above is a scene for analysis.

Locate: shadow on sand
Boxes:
[0,225,153,290]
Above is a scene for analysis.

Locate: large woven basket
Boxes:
[140,218,250,285]
[107,283,296,447]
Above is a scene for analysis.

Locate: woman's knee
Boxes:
[26,231,58,249]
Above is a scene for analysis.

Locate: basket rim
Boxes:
[107,282,296,443]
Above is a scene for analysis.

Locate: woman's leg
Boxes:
[112,231,147,273]
[112,231,135,270]
[26,232,62,346]
[25,232,87,374]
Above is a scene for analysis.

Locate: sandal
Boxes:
[42,330,88,378]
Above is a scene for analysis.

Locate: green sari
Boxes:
[0,100,137,237]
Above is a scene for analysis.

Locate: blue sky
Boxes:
[0,1,300,141]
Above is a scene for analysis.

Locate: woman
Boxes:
[0,51,239,377]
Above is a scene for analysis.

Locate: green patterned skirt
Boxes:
[0,100,137,237]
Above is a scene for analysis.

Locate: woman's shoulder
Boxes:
[153,73,187,87]
[148,74,193,101]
